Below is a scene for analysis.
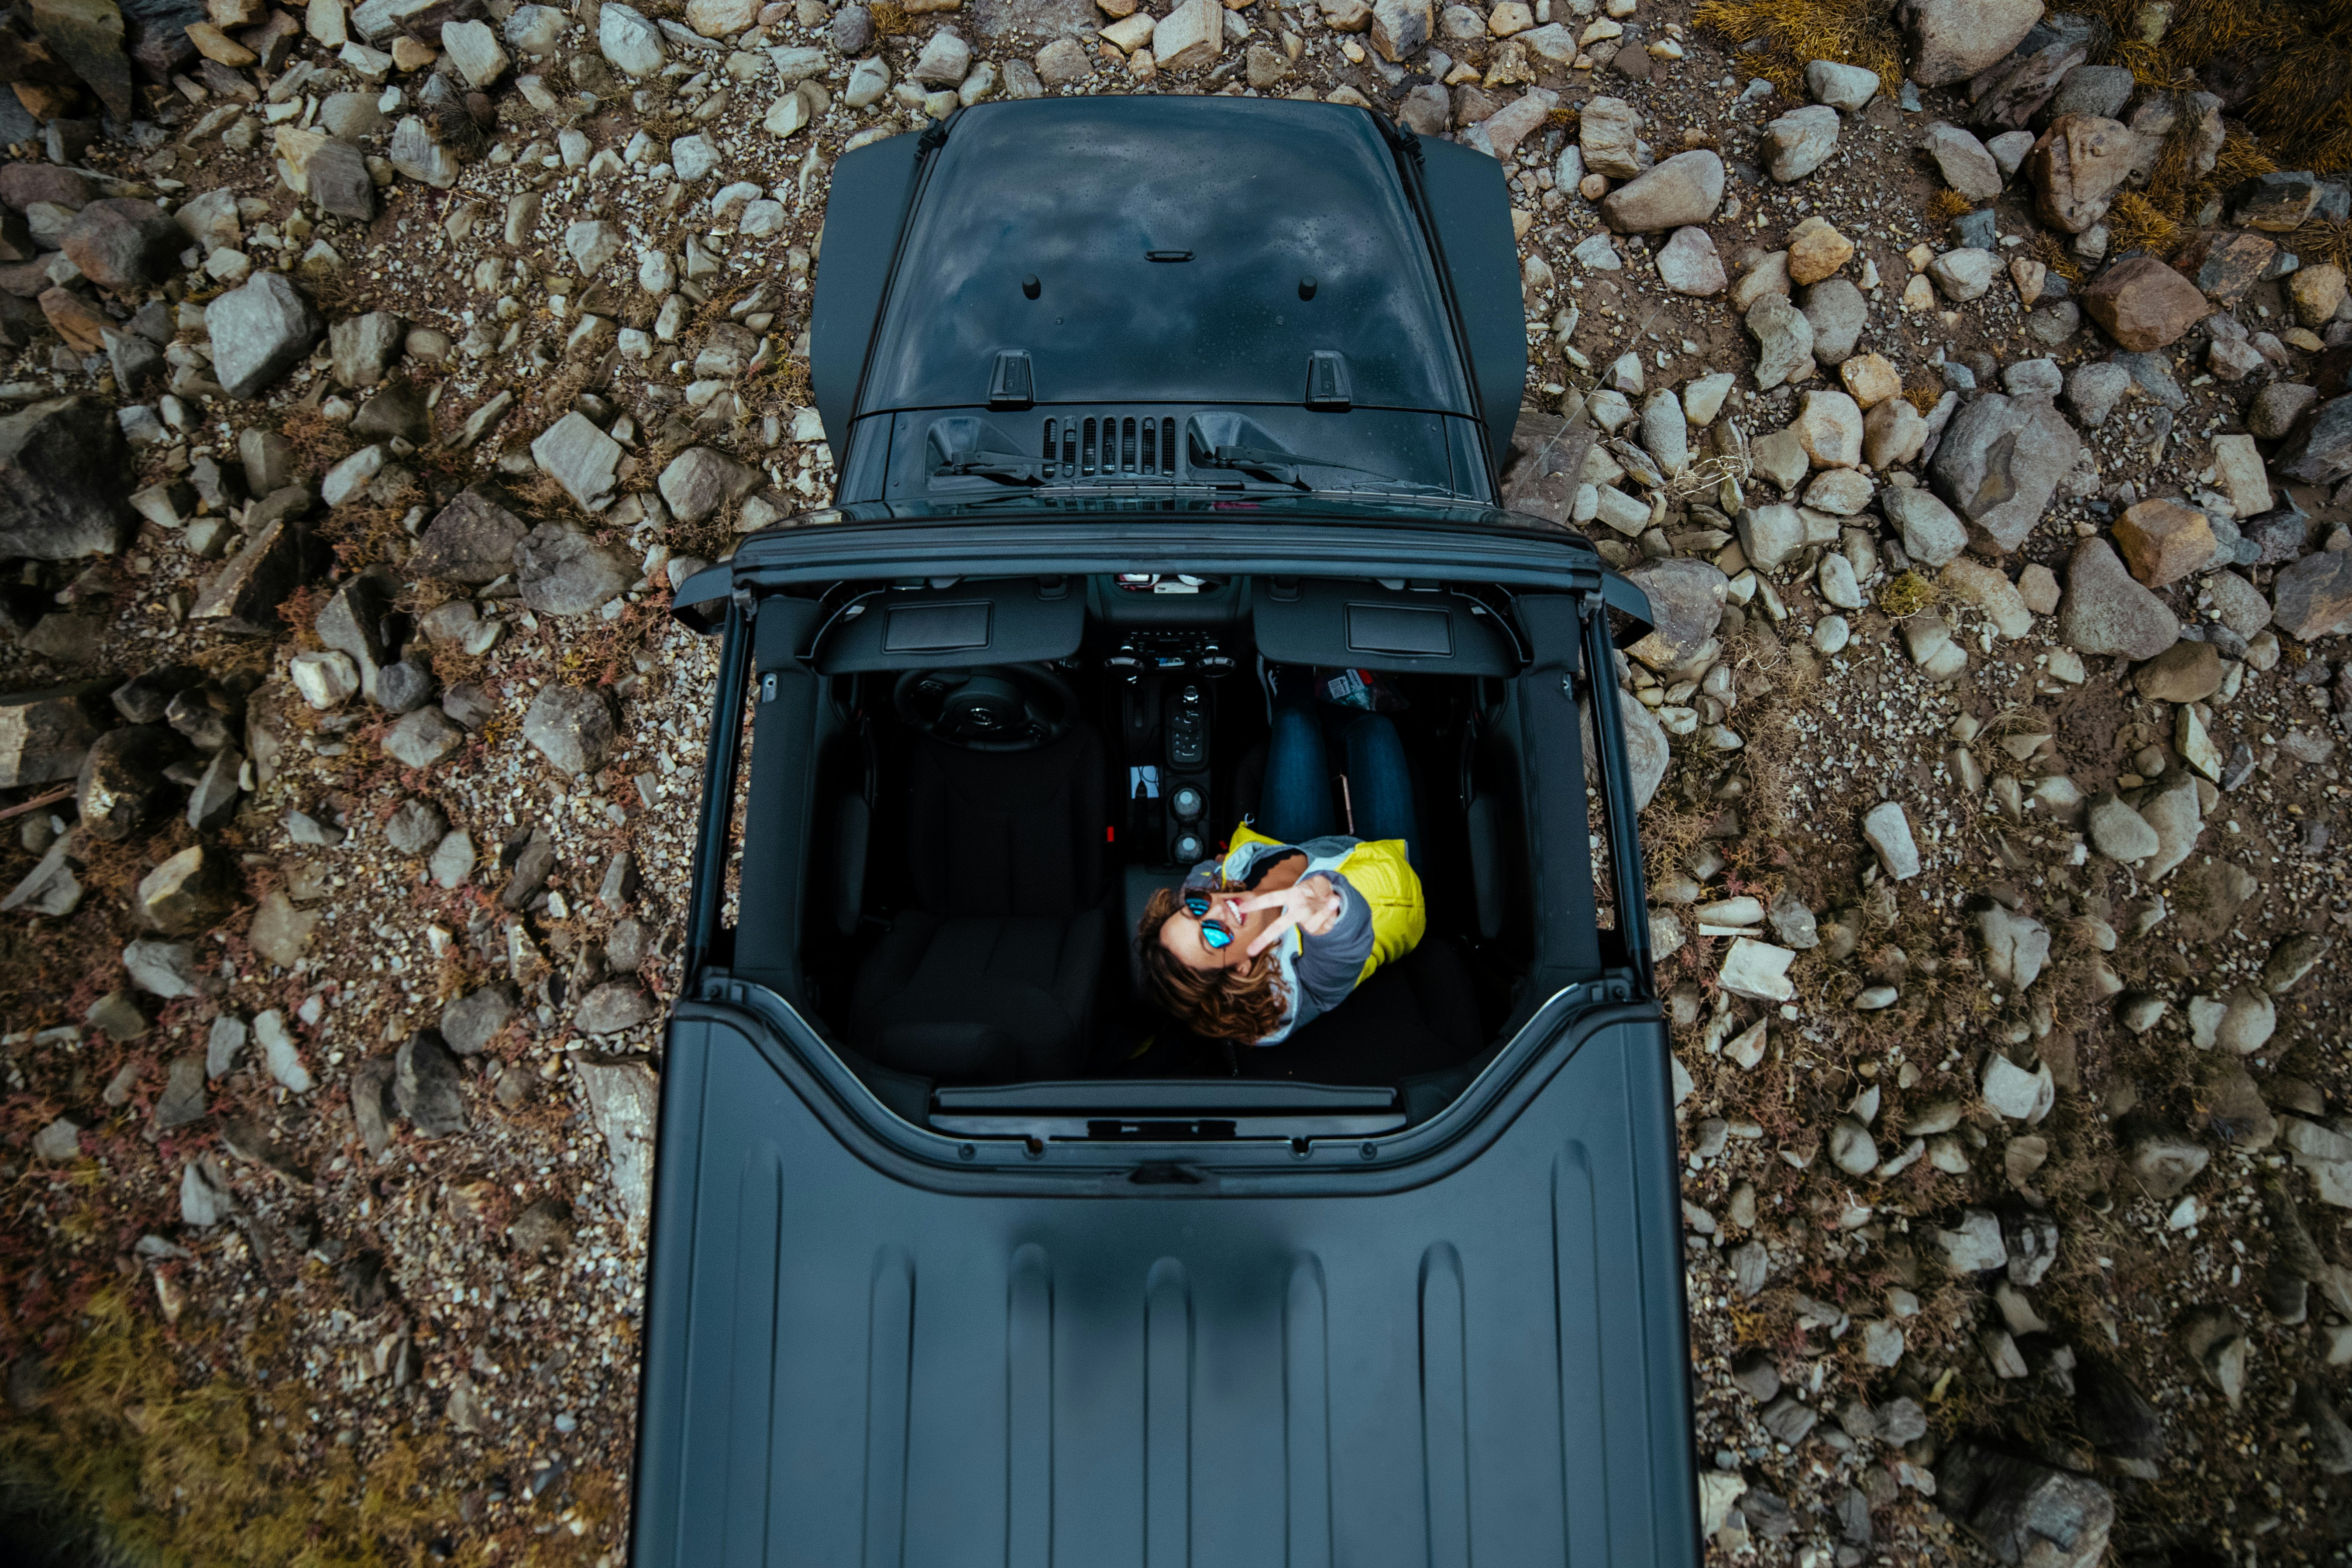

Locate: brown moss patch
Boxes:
[1876,571,1937,619]
[1691,0,1904,96]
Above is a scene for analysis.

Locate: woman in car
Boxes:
[1136,669,1425,1046]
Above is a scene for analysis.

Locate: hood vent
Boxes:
[1041,415,1179,480]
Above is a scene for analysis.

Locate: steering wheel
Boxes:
[893,664,1079,752]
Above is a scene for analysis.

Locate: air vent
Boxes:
[1040,415,1179,479]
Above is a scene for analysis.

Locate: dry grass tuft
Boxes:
[2213,126,2278,184]
[2087,0,2352,173]
[869,0,913,35]
[320,501,416,572]
[2105,190,2184,256]
[1928,187,1975,223]
[299,264,385,320]
[1691,0,1902,96]
[275,408,359,485]
[2027,230,2084,285]
[547,592,671,691]
[2305,215,2352,270]
[1902,378,1943,417]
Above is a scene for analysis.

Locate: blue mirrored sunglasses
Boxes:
[1182,887,1234,950]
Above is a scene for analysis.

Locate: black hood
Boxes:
[852,97,1476,417]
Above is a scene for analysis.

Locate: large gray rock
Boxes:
[1764,104,1840,182]
[28,0,137,120]
[1861,801,1921,880]
[565,218,625,275]
[2056,538,2179,659]
[314,571,395,698]
[411,485,528,583]
[206,272,324,400]
[59,198,185,291]
[2276,395,2352,486]
[0,681,109,787]
[1597,151,1723,234]
[384,796,448,855]
[1800,278,1867,365]
[0,397,133,558]
[2043,63,2132,123]
[574,1052,660,1230]
[1970,24,2091,130]
[1805,58,1877,110]
[522,684,616,775]
[1922,121,2002,200]
[1578,95,1643,178]
[2136,774,2204,883]
[387,117,458,187]
[1897,0,2043,86]
[1736,502,1808,572]
[2085,792,2159,862]
[2,838,81,916]
[1881,485,1968,567]
[658,445,759,524]
[393,1028,468,1137]
[1653,227,1725,297]
[530,411,622,511]
[1936,1441,2113,1568]
[1619,557,1726,669]
[154,1053,206,1129]
[440,982,518,1055]
[911,26,971,85]
[123,937,202,998]
[1977,905,2050,990]
[575,980,658,1034]
[2063,361,2130,428]
[329,310,404,388]
[599,0,665,71]
[320,91,388,139]
[2269,549,2352,641]
[1927,392,2081,552]
[382,705,464,769]
[351,381,430,446]
[1938,1208,2008,1272]
[189,490,327,628]
[1745,295,1815,390]
[515,520,630,616]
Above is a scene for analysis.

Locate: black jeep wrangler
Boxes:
[633,96,1695,1567]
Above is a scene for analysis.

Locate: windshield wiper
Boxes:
[931,447,1043,485]
[1191,435,1438,493]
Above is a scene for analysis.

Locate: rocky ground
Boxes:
[0,0,2346,1561]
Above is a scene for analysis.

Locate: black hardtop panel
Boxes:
[631,1006,1698,1568]
[856,97,1475,418]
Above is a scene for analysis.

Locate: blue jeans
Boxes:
[1256,698,1420,868]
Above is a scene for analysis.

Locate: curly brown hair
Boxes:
[1135,886,1291,1045]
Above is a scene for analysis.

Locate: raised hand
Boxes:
[1233,875,1343,959]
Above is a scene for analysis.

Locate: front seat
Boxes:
[850,728,1107,1083]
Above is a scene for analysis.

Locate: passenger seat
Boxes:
[850,729,1108,1083]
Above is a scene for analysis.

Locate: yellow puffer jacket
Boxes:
[1218,824,1425,1037]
